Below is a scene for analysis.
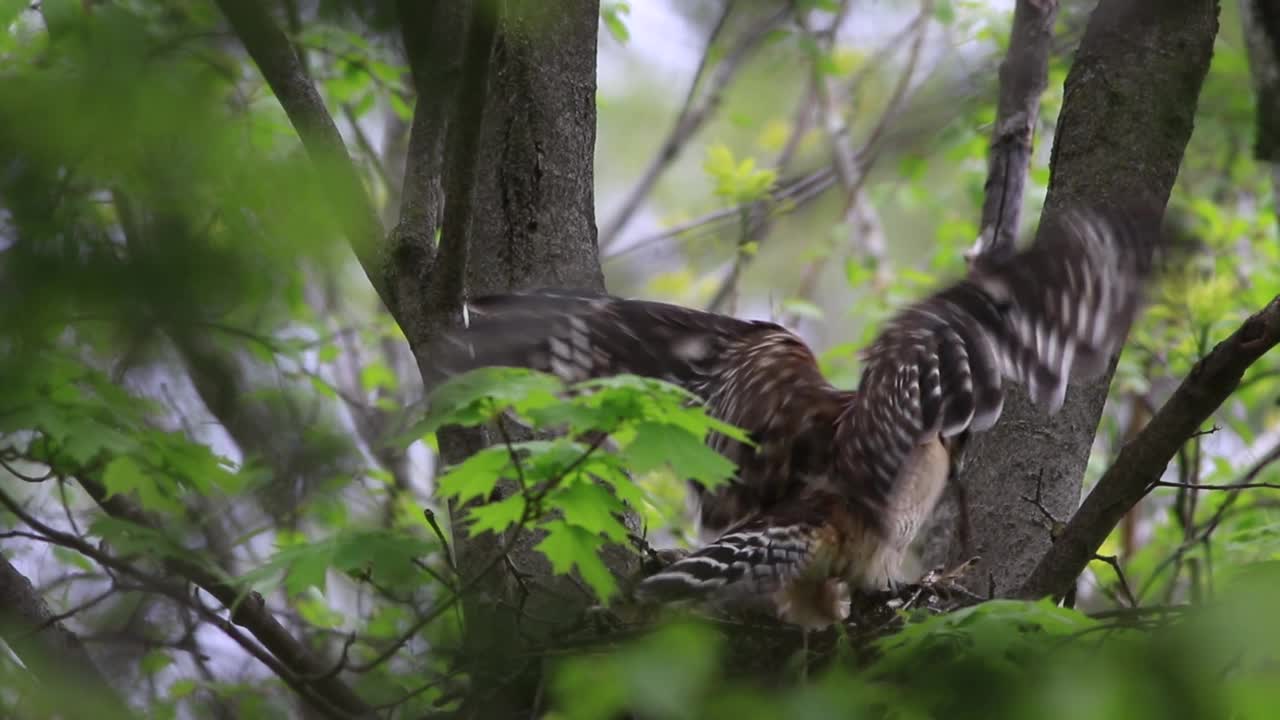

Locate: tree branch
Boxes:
[966,0,1059,267]
[1017,295,1280,601]
[0,555,131,716]
[388,0,469,350]
[213,0,392,315]
[600,5,791,248]
[70,469,374,716]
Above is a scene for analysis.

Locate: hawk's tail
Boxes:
[634,514,854,628]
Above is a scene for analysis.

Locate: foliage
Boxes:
[549,571,1280,720]
[0,1,1277,718]
[425,368,745,600]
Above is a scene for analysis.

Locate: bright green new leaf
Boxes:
[360,361,397,392]
[140,649,173,676]
[465,493,527,535]
[435,447,510,505]
[535,520,617,600]
[623,422,737,490]
[602,1,631,44]
[550,482,629,541]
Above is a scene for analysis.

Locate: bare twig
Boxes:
[601,5,792,248]
[0,489,357,719]
[1136,440,1280,600]
[1092,554,1137,607]
[70,467,373,716]
[1152,480,1280,491]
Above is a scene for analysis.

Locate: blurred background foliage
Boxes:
[0,0,1277,718]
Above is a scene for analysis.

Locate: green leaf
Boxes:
[88,517,187,560]
[435,447,509,505]
[389,91,413,120]
[934,0,955,24]
[296,592,345,629]
[168,679,197,700]
[535,520,617,600]
[285,545,334,597]
[0,0,26,31]
[310,374,338,399]
[602,1,631,44]
[622,422,737,489]
[360,361,397,392]
[421,367,564,432]
[550,482,628,541]
[465,493,527,535]
[331,530,434,586]
[102,456,181,514]
[140,649,173,676]
[53,545,94,573]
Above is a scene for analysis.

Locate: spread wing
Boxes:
[430,291,851,532]
[837,204,1166,530]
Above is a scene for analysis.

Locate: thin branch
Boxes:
[1018,295,1280,601]
[1152,480,1280,491]
[75,467,373,716]
[600,5,792,248]
[967,0,1060,267]
[705,74,816,313]
[778,6,931,326]
[0,491,356,719]
[607,4,1073,269]
[0,454,54,483]
[707,4,932,314]
[213,0,392,313]
[1136,440,1280,600]
[1092,554,1137,607]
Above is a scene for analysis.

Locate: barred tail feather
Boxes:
[634,523,816,607]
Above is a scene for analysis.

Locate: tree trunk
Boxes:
[425,2,615,717]
[922,0,1220,597]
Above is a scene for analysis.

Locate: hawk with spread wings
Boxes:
[431,204,1165,628]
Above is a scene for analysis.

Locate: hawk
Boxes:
[431,204,1166,628]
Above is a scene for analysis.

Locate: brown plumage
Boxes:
[431,203,1168,628]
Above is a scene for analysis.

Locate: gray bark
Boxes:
[419,2,617,717]
[922,0,1220,597]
